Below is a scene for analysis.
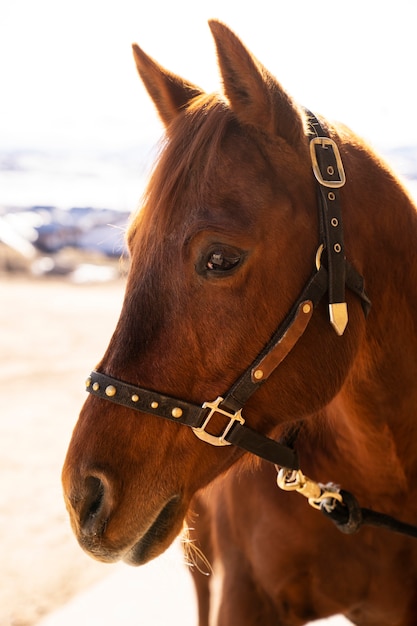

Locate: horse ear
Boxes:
[132,43,203,127]
[208,20,305,148]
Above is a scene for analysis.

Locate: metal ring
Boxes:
[315,244,324,270]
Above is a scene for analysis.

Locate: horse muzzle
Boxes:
[63,467,185,565]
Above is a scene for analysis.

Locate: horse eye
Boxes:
[206,249,241,273]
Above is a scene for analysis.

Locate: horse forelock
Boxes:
[127,90,305,262]
[128,94,235,237]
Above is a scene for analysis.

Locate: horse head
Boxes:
[62,21,367,566]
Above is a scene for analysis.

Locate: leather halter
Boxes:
[85,112,370,472]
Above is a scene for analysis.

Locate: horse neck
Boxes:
[315,139,417,499]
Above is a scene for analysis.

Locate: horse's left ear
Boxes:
[209,20,305,148]
[132,43,203,127]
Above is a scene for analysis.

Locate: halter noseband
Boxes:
[85,112,370,472]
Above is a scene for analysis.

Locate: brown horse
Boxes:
[62,20,417,625]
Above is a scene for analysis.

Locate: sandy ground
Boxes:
[0,273,128,625]
[0,271,350,626]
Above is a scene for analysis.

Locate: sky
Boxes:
[1,0,417,153]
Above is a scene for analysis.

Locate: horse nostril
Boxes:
[80,476,108,537]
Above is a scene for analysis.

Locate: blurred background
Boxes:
[1,0,416,624]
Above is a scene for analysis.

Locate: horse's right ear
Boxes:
[132,44,203,127]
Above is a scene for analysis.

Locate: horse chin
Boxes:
[123,495,185,566]
[76,494,185,566]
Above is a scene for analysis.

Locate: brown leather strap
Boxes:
[86,370,300,470]
[251,301,314,383]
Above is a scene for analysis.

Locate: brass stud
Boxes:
[171,407,183,418]
[105,385,117,397]
[253,369,264,380]
[151,401,159,409]
[302,303,312,314]
[131,394,139,402]
[85,377,92,388]
[92,382,100,391]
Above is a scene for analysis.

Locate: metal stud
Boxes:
[302,303,312,314]
[85,377,92,388]
[105,385,117,397]
[151,401,159,409]
[171,407,183,418]
[253,369,264,380]
[131,394,139,402]
[92,382,100,391]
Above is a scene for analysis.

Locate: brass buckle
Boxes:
[192,397,245,447]
[309,137,346,189]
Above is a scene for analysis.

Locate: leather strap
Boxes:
[220,259,370,414]
[322,489,417,539]
[306,111,349,335]
[86,370,300,470]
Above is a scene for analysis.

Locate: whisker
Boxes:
[181,525,212,576]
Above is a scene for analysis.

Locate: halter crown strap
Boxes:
[306,110,348,336]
